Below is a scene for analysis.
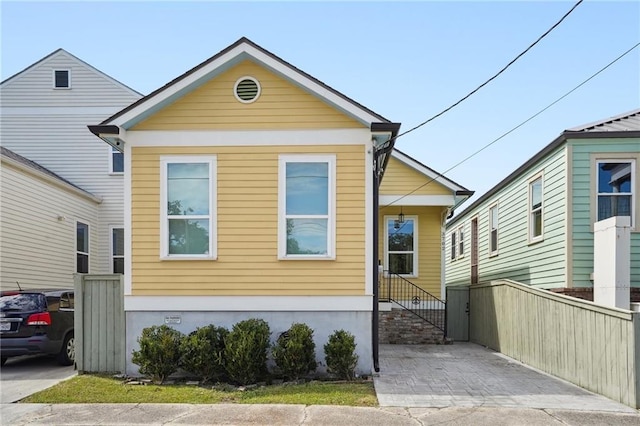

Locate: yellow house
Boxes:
[89,38,470,375]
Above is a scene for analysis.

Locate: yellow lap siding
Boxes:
[130,145,366,296]
[132,60,365,131]
[380,157,451,196]
[379,206,446,298]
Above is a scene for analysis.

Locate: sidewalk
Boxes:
[3,403,640,425]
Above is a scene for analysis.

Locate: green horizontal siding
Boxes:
[570,137,640,288]
[446,145,567,288]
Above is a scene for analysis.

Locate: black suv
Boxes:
[0,290,75,366]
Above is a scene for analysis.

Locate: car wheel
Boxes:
[58,332,75,366]
[0,357,6,366]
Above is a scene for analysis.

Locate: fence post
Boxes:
[73,274,84,373]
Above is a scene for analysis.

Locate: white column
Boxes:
[593,216,631,309]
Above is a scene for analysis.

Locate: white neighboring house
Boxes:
[0,49,141,290]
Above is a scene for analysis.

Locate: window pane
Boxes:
[598,195,631,220]
[490,206,498,229]
[286,162,328,215]
[389,254,413,275]
[286,218,327,255]
[459,230,464,255]
[77,253,88,273]
[112,228,124,256]
[387,219,414,251]
[167,163,209,215]
[113,258,125,274]
[451,233,456,260]
[169,219,209,255]
[598,163,631,193]
[77,222,88,253]
[532,210,542,237]
[531,179,542,209]
[112,150,124,173]
[55,70,69,88]
[490,230,498,252]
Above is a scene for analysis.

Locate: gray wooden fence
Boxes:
[470,279,640,408]
[74,274,125,373]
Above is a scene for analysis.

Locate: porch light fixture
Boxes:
[398,207,405,224]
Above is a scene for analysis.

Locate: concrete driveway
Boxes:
[373,343,637,413]
[0,355,76,403]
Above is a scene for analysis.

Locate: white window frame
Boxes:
[457,226,465,259]
[53,69,71,89]
[595,158,635,228]
[384,215,418,277]
[450,231,457,261]
[160,156,217,260]
[76,220,89,273]
[528,173,544,243]
[278,154,336,260]
[488,203,499,256]
[109,146,124,175]
[110,225,125,274]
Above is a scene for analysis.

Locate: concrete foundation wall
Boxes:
[379,309,444,344]
[126,311,372,377]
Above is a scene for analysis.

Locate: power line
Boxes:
[394,0,584,142]
[382,41,640,210]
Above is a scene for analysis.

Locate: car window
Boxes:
[0,293,46,312]
[60,292,74,310]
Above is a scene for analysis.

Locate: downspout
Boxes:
[372,154,380,372]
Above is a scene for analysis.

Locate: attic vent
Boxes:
[234,76,260,103]
[53,70,70,89]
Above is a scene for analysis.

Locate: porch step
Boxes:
[379,308,445,344]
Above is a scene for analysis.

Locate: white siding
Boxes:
[0,50,141,274]
[0,162,99,290]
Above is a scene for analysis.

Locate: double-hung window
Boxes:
[110,147,124,174]
[489,204,498,256]
[160,156,216,259]
[450,232,457,260]
[279,155,335,259]
[76,221,89,273]
[111,227,124,273]
[529,175,543,242]
[596,160,634,226]
[385,216,417,276]
[458,226,464,258]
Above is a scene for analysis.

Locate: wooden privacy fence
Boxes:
[470,279,640,408]
[74,274,125,373]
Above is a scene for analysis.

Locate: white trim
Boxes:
[52,69,71,89]
[365,144,373,295]
[233,75,261,103]
[0,106,125,116]
[379,194,456,206]
[488,202,499,257]
[76,220,90,273]
[124,143,133,295]
[450,229,457,261]
[383,215,418,277]
[111,42,382,129]
[390,150,467,193]
[528,172,544,244]
[108,145,124,175]
[278,154,336,260]
[159,156,218,260]
[125,129,370,147]
[124,295,373,311]
[109,225,125,274]
[1,155,102,203]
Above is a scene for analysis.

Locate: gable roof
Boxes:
[0,48,141,97]
[447,108,640,227]
[391,149,473,196]
[0,147,101,203]
[95,37,395,130]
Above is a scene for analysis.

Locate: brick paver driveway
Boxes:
[373,343,635,412]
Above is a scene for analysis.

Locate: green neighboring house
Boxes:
[445,109,640,290]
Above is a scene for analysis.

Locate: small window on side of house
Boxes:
[596,160,634,227]
[112,227,124,274]
[53,70,70,89]
[529,175,543,242]
[77,221,89,273]
[110,147,124,174]
[451,232,456,260]
[489,204,498,256]
[458,227,464,257]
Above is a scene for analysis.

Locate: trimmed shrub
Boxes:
[224,318,271,385]
[324,330,358,380]
[272,323,317,380]
[180,324,228,383]
[131,325,183,384]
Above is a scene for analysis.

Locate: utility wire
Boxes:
[393,0,584,141]
[382,41,640,210]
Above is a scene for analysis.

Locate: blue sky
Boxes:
[2,1,639,201]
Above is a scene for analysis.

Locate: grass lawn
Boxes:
[21,375,378,406]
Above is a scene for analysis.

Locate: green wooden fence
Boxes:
[470,279,640,408]
[74,274,125,373]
